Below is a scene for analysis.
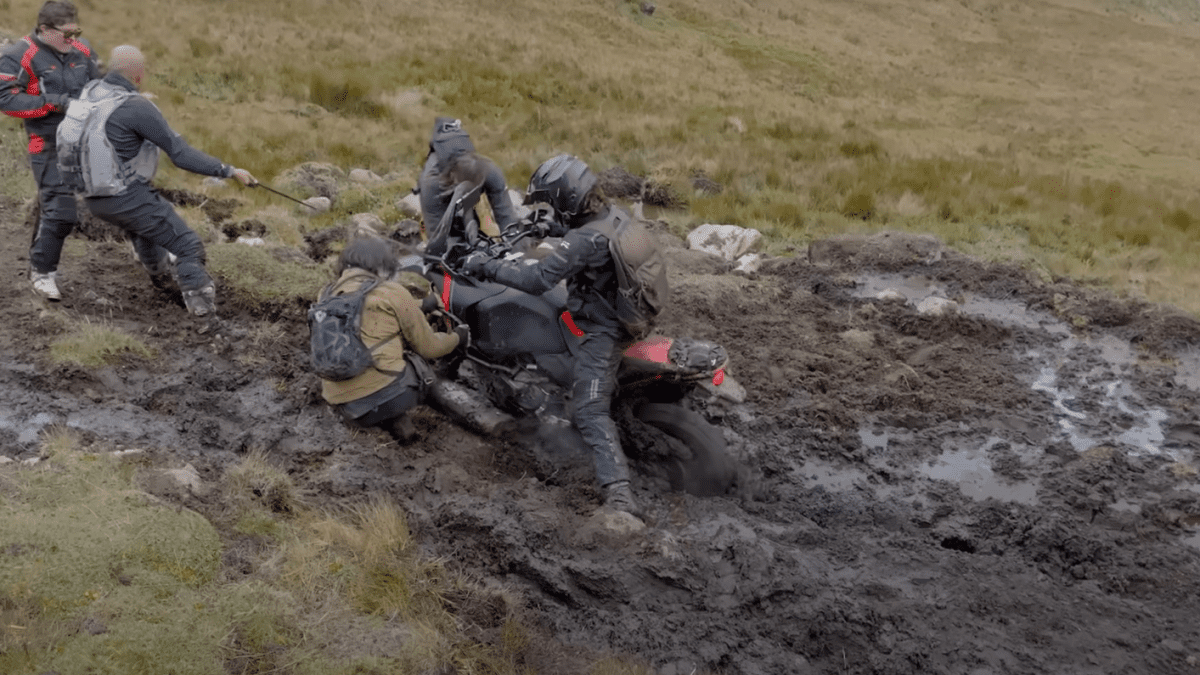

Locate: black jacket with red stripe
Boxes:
[0,33,100,153]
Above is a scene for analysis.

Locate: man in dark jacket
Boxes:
[461,154,645,521]
[0,1,100,300]
[77,45,256,319]
[417,117,520,255]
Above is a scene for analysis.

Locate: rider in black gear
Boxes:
[461,154,648,520]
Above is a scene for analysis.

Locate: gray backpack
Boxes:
[308,277,401,381]
[56,79,159,197]
[585,210,669,339]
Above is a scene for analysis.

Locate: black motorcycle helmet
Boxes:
[524,154,598,226]
[429,117,475,168]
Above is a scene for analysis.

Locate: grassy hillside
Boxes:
[3,0,1200,314]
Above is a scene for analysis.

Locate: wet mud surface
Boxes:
[2,199,1200,674]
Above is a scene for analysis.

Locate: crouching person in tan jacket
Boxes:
[319,236,467,440]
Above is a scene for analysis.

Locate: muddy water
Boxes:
[854,273,1196,468]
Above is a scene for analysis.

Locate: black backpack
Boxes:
[584,210,669,340]
[308,277,400,381]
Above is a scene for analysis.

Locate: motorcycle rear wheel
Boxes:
[635,403,737,497]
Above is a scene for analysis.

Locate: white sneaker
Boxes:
[30,271,61,301]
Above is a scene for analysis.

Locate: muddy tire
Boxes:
[636,403,737,497]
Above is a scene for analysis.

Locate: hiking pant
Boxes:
[85,182,212,292]
[337,361,425,428]
[28,148,79,275]
[572,318,632,488]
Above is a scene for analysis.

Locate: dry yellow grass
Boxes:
[5,0,1200,315]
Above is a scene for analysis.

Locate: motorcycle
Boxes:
[406,182,742,497]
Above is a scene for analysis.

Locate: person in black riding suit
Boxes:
[416,117,520,255]
[461,154,646,520]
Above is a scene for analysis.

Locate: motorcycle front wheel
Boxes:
[634,403,738,498]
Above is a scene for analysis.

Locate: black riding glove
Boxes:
[460,251,496,278]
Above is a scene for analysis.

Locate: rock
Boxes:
[277,161,345,200]
[201,176,228,189]
[840,329,875,349]
[726,116,746,134]
[876,288,907,302]
[235,236,265,246]
[917,296,958,316]
[390,219,422,246]
[687,223,763,262]
[349,168,383,183]
[301,196,331,214]
[147,463,206,497]
[640,2,656,16]
[691,172,723,195]
[734,253,763,275]
[396,193,422,219]
[589,508,647,535]
[350,213,386,235]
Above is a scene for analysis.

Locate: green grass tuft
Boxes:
[206,242,330,314]
[48,320,156,368]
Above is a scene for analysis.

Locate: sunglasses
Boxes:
[51,26,82,39]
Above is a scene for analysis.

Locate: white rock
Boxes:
[734,253,762,275]
[876,289,907,302]
[917,296,959,316]
[236,236,265,246]
[302,197,331,213]
[349,168,384,183]
[396,193,422,218]
[161,463,204,495]
[727,116,746,133]
[687,223,763,262]
[591,508,647,534]
[0,456,13,464]
[21,457,41,466]
[202,176,228,189]
[351,213,386,235]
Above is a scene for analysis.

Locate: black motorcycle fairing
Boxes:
[436,270,579,363]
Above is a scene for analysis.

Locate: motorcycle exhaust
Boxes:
[427,378,517,437]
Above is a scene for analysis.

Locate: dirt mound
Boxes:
[2,213,1198,674]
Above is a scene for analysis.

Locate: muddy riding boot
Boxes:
[388,414,419,443]
[183,285,217,317]
[602,480,646,520]
[144,256,178,292]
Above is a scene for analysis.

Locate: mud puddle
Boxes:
[855,272,1194,462]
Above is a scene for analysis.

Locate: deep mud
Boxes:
[2,196,1200,675]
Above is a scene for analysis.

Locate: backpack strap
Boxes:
[580,209,632,290]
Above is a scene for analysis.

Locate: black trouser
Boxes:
[85,182,212,292]
[572,318,632,488]
[28,148,78,275]
[338,362,425,429]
